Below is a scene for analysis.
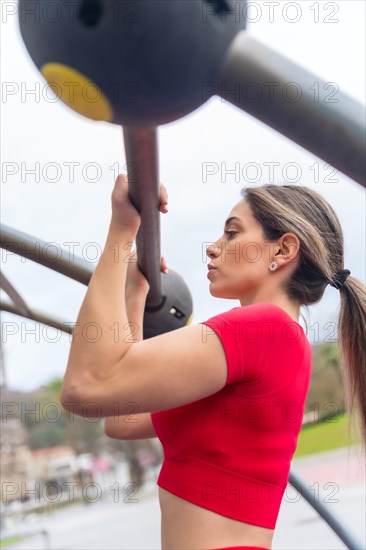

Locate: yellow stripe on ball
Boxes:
[186,313,193,326]
[41,63,113,122]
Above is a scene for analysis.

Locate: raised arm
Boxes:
[61,175,228,417]
[104,286,158,440]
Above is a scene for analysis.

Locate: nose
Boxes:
[206,241,221,260]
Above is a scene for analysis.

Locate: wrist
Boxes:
[126,290,148,306]
[126,295,146,339]
[109,217,139,240]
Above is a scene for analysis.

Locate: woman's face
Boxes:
[206,200,279,302]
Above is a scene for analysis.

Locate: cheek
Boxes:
[240,242,264,264]
[232,262,265,286]
[241,244,270,273]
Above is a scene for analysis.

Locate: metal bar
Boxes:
[289,465,364,550]
[0,271,32,317]
[1,223,93,285]
[1,301,72,335]
[217,33,366,186]
[122,126,163,309]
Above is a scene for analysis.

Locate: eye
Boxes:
[225,231,237,239]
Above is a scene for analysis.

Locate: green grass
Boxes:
[294,412,362,457]
[0,536,24,548]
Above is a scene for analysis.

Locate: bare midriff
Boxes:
[158,487,274,550]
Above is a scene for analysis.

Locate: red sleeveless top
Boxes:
[151,302,312,528]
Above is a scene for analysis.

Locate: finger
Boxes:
[160,184,168,207]
[159,183,168,213]
[113,173,128,196]
[160,183,168,202]
[161,256,168,274]
[116,173,128,185]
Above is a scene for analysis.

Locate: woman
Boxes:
[61,174,366,550]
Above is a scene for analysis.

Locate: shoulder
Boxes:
[200,301,300,329]
[201,301,291,322]
[200,302,305,348]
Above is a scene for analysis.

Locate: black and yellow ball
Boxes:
[18,0,247,126]
[143,269,194,339]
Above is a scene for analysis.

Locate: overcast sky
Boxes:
[1,1,365,392]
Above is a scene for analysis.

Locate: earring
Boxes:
[269,261,278,271]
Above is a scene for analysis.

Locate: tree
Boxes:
[305,342,345,423]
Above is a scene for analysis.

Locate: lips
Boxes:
[207,266,218,278]
[207,265,217,271]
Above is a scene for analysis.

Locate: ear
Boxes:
[274,233,300,267]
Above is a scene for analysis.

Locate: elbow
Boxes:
[104,418,124,440]
[60,378,89,416]
[60,373,112,419]
[104,419,115,439]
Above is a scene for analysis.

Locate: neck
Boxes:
[239,293,300,324]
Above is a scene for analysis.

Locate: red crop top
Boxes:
[151,302,312,529]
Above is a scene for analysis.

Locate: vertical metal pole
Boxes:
[122,126,163,309]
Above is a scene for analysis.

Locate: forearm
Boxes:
[62,219,139,395]
[103,298,145,437]
[126,295,146,341]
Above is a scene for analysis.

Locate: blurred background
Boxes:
[1,0,365,548]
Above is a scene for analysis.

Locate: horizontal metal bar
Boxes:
[1,223,93,286]
[1,301,72,335]
[217,33,366,186]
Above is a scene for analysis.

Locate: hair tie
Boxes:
[329,269,351,289]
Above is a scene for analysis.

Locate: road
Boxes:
[3,445,365,550]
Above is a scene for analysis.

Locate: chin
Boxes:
[209,285,236,300]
